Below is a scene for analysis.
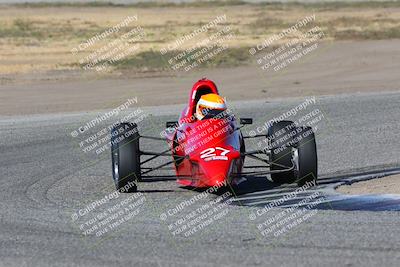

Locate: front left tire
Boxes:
[267,121,318,187]
[295,126,318,187]
[268,120,297,184]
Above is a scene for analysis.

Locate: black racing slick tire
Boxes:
[111,122,140,193]
[295,126,318,187]
[267,120,297,184]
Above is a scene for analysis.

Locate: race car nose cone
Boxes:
[196,149,240,187]
[201,161,231,187]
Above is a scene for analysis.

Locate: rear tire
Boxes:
[111,122,140,193]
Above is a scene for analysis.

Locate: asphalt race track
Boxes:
[1,91,400,266]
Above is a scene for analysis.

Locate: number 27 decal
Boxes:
[200,147,230,161]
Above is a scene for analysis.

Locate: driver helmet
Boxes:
[195,93,226,120]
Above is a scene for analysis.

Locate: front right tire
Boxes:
[111,122,140,193]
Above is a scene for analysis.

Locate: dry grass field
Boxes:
[0,1,400,75]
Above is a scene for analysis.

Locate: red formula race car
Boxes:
[111,78,317,193]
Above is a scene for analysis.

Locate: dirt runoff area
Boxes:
[0,39,399,116]
[337,175,400,195]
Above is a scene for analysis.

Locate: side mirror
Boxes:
[166,121,179,128]
[240,118,253,125]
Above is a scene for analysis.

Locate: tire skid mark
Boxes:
[231,167,400,211]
